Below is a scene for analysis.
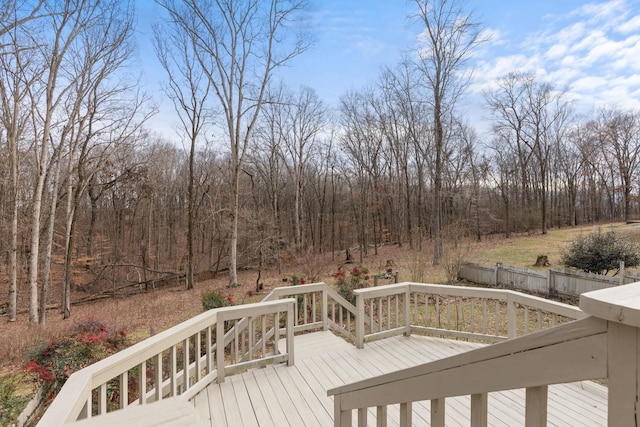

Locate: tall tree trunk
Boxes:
[432,99,443,265]
[39,153,61,325]
[187,136,195,290]
[229,168,239,286]
[7,113,18,323]
[62,162,79,320]
[28,118,50,323]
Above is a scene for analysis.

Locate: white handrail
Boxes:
[38,299,295,426]
[353,282,585,347]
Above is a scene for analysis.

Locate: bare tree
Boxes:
[339,88,386,261]
[17,0,145,323]
[486,72,571,234]
[279,85,327,250]
[597,108,640,223]
[411,0,487,264]
[484,71,535,216]
[158,0,310,286]
[153,6,213,290]
[522,76,571,234]
[377,59,434,247]
[26,0,98,323]
[251,89,288,267]
[0,1,46,41]
[0,24,43,322]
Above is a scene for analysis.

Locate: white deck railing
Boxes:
[261,282,359,340]
[38,281,587,426]
[354,282,585,348]
[37,299,296,426]
[330,282,640,426]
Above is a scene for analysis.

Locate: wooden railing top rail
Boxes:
[356,282,585,319]
[327,316,607,406]
[262,282,328,300]
[262,281,358,317]
[39,299,295,426]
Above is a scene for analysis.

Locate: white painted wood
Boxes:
[192,385,211,425]
[399,402,411,426]
[119,372,128,409]
[230,375,260,427]
[376,405,387,427]
[322,289,329,330]
[357,407,367,427]
[403,290,411,336]
[507,294,517,338]
[66,399,206,427]
[330,316,607,399]
[42,282,616,427]
[470,393,487,427]
[250,369,291,426]
[525,385,548,426]
[287,302,295,366]
[242,370,276,427]
[154,353,163,402]
[431,398,444,427]
[97,384,106,415]
[216,318,225,383]
[139,361,147,405]
[277,360,333,425]
[197,332,607,426]
[356,294,365,348]
[580,281,640,327]
[218,376,243,426]
[607,321,637,426]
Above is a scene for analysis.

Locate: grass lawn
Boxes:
[467,222,640,270]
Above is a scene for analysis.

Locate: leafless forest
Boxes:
[2,0,640,325]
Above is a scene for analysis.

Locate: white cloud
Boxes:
[477,0,640,118]
[617,14,640,33]
[571,76,608,92]
[574,0,627,26]
[546,43,567,60]
[559,55,581,69]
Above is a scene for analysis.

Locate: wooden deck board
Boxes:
[231,374,260,427]
[196,331,608,426]
[242,371,276,427]
[276,360,334,425]
[218,376,244,426]
[250,368,291,426]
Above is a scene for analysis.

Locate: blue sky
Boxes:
[137,0,640,137]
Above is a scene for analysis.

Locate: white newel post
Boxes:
[322,287,329,331]
[580,282,640,426]
[404,287,411,337]
[356,291,365,349]
[507,293,517,339]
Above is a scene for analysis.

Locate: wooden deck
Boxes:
[191,331,607,426]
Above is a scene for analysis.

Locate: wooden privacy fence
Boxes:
[458,261,640,298]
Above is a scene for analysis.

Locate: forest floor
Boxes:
[2,221,638,381]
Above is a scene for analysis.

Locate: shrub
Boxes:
[561,230,640,275]
[0,374,31,426]
[288,275,307,286]
[202,291,233,311]
[332,265,370,305]
[25,319,128,388]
